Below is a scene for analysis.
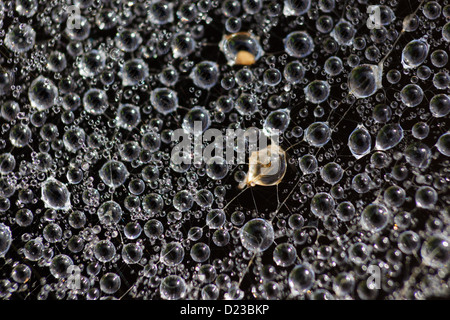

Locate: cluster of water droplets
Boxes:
[0,0,448,300]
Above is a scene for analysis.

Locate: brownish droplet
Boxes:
[239,144,287,189]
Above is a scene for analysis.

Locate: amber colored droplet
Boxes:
[239,144,287,189]
[235,51,256,66]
